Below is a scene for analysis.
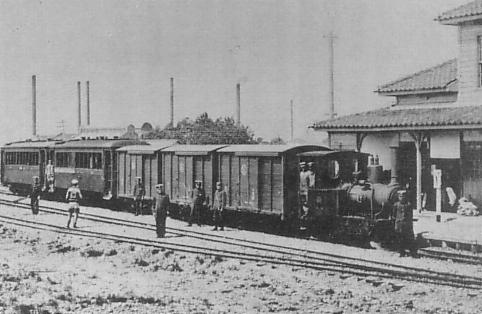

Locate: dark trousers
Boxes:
[396,231,416,256]
[154,212,166,237]
[213,209,224,229]
[31,198,39,215]
[189,204,203,226]
[134,197,143,215]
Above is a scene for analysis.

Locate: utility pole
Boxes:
[290,100,294,142]
[325,32,337,119]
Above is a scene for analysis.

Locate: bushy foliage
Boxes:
[145,113,257,144]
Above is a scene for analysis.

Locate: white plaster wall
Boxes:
[361,133,395,171]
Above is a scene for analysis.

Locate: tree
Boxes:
[145,113,257,144]
[269,136,286,145]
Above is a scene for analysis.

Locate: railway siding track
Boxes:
[0,195,481,290]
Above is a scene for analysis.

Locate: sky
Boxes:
[0,0,469,144]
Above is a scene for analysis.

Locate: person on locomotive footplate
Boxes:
[212,181,227,231]
[307,162,316,188]
[66,179,83,228]
[152,184,170,238]
[30,176,41,216]
[189,180,205,227]
[393,190,418,257]
[133,177,145,216]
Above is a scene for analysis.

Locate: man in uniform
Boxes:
[133,177,145,216]
[152,184,170,238]
[66,179,83,228]
[189,180,205,226]
[30,176,41,216]
[212,182,227,231]
[393,190,417,257]
[299,162,309,203]
[307,162,316,188]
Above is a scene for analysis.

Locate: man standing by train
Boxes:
[212,181,227,231]
[152,184,170,238]
[393,190,417,257]
[66,179,83,228]
[30,176,41,216]
[189,180,205,227]
[133,177,145,216]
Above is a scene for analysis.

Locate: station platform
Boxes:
[414,210,482,252]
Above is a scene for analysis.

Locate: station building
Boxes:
[311,1,482,212]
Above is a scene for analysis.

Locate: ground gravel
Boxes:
[0,222,481,314]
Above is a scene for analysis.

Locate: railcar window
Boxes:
[328,160,340,179]
[56,152,70,167]
[75,152,102,169]
[5,151,39,165]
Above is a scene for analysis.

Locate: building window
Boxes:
[75,152,102,169]
[478,36,482,87]
[55,152,70,167]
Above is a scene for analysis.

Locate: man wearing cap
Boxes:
[212,182,227,231]
[393,190,417,257]
[66,179,83,228]
[30,176,41,215]
[299,162,309,203]
[133,177,145,216]
[189,180,205,226]
[307,162,316,188]
[152,184,170,238]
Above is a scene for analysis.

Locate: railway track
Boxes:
[0,196,482,289]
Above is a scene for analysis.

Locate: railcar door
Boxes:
[39,149,46,185]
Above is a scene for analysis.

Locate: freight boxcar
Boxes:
[216,145,330,222]
[52,139,143,201]
[116,140,176,202]
[2,140,57,194]
[160,145,227,215]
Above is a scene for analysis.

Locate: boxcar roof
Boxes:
[3,140,59,149]
[218,144,330,156]
[117,140,177,154]
[161,144,227,155]
[55,139,145,149]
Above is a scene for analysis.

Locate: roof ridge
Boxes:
[376,58,456,92]
[437,0,482,21]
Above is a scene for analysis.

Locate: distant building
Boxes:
[311,0,482,212]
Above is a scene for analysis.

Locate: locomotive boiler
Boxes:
[298,151,400,241]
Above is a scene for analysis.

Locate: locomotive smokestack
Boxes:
[236,83,241,126]
[170,77,174,127]
[86,81,90,126]
[77,81,81,131]
[32,75,37,137]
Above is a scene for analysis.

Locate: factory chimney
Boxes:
[170,77,174,127]
[86,81,90,126]
[32,75,37,137]
[77,81,81,131]
[236,83,241,126]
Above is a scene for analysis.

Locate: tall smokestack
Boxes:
[86,81,90,126]
[32,75,37,137]
[290,100,294,142]
[170,77,174,127]
[327,32,336,119]
[77,81,81,131]
[236,83,241,126]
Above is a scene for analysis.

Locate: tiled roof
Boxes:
[311,105,482,130]
[437,1,482,24]
[377,59,457,94]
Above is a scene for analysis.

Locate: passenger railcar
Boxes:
[52,139,143,201]
[2,140,57,194]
